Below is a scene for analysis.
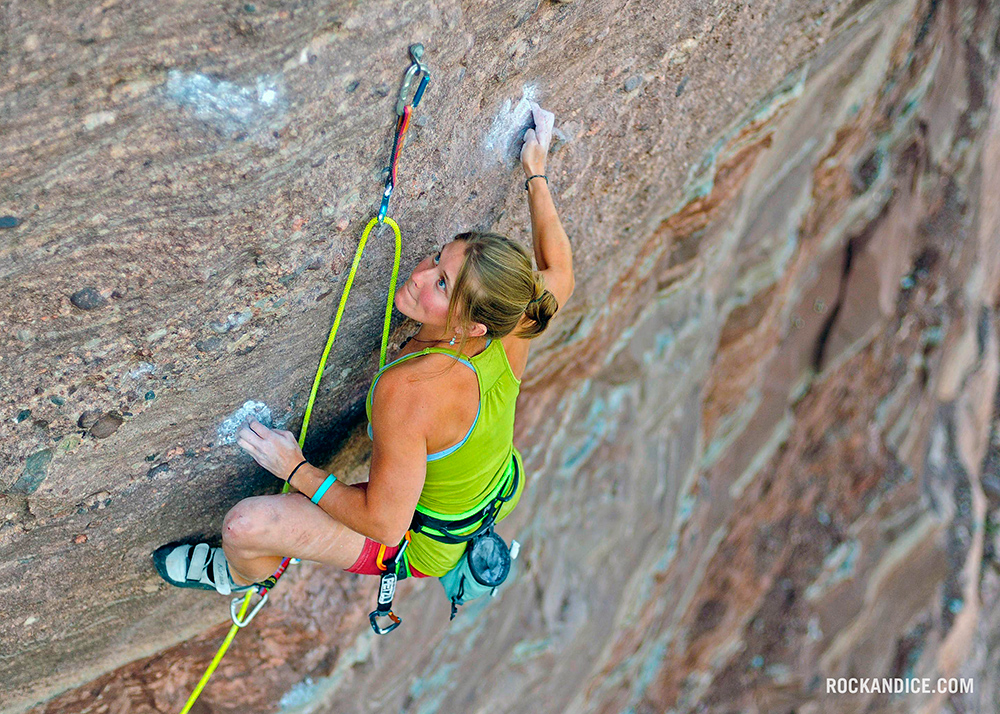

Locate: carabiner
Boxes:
[378,183,393,224]
[231,589,268,628]
[395,44,431,116]
[369,609,402,635]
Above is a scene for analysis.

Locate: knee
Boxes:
[223,497,275,550]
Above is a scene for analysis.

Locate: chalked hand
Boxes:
[521,102,555,177]
[237,418,305,481]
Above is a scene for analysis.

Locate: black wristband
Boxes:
[524,174,548,191]
[287,459,309,487]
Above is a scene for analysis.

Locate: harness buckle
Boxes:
[231,588,268,628]
[395,44,431,116]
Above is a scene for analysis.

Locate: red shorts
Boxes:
[343,482,429,578]
[345,537,430,578]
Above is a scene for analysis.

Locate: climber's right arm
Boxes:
[521,102,574,308]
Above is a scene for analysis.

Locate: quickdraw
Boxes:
[369,532,411,635]
[380,44,431,223]
[178,45,430,714]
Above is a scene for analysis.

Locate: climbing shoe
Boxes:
[153,542,255,595]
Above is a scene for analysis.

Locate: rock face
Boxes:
[3,0,1000,712]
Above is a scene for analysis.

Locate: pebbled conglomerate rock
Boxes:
[3,0,1000,713]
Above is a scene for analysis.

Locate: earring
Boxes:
[449,335,456,346]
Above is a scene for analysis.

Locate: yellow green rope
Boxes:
[298,217,401,448]
[179,216,402,714]
[179,597,250,714]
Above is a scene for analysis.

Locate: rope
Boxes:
[299,217,402,443]
[179,600,249,714]
[178,40,427,711]
[179,219,402,714]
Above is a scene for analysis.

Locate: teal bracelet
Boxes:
[311,474,338,505]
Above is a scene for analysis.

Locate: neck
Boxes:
[411,325,487,353]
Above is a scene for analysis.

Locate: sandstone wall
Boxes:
[3,0,1000,712]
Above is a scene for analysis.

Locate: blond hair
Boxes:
[438,232,558,356]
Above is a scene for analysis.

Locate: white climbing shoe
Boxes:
[152,542,254,595]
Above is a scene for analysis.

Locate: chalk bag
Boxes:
[439,528,519,620]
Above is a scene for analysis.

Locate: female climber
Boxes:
[153,101,574,593]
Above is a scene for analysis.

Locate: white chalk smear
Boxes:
[484,84,538,165]
[164,70,284,131]
[217,400,276,446]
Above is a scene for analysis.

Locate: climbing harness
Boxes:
[368,454,521,629]
[411,454,520,544]
[178,45,428,714]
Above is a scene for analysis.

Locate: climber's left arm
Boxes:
[237,417,419,543]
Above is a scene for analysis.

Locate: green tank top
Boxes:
[365,337,526,576]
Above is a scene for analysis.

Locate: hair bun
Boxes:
[519,273,559,338]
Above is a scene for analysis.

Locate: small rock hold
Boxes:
[50,395,65,406]
[147,463,172,480]
[372,83,390,98]
[16,329,33,342]
[70,288,107,311]
[16,409,31,423]
[90,412,124,439]
[83,111,116,131]
[0,216,20,229]
[346,80,359,93]
[195,336,222,352]
[73,534,88,544]
[145,390,156,400]
[12,449,53,494]
[78,410,101,429]
[675,76,689,97]
[624,75,642,92]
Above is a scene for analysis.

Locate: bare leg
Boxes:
[221,491,370,584]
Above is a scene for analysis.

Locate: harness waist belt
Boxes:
[409,455,519,544]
